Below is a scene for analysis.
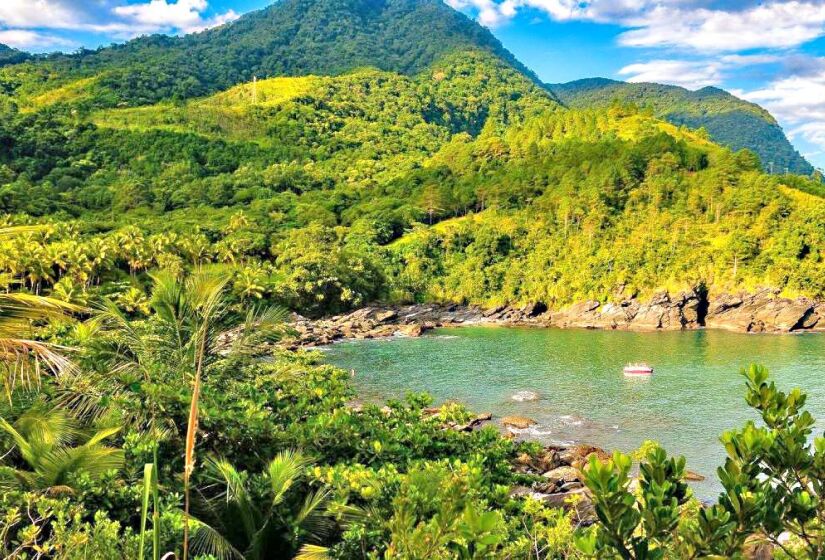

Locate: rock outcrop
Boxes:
[705,290,825,333]
[510,442,613,521]
[283,304,489,348]
[549,290,706,330]
[280,290,824,348]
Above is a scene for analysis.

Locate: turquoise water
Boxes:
[322,326,825,497]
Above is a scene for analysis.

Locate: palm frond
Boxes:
[268,450,312,506]
[190,523,245,560]
[206,457,258,542]
[295,487,334,543]
[148,270,190,326]
[0,293,84,326]
[0,415,35,465]
[82,425,121,447]
[0,225,47,239]
[229,305,289,354]
[37,444,124,486]
[186,271,230,315]
[0,338,76,395]
[13,405,76,449]
[0,465,34,491]
[294,544,331,560]
[0,292,80,394]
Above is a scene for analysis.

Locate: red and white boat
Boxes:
[623,363,654,376]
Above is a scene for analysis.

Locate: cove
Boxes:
[322,326,825,497]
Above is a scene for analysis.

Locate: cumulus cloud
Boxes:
[618,53,780,90]
[618,59,725,89]
[0,29,76,50]
[737,60,825,154]
[0,0,238,45]
[453,0,825,53]
[114,0,238,33]
[618,2,825,52]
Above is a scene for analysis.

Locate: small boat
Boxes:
[623,363,653,376]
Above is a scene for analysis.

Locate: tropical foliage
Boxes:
[550,78,813,175]
[0,0,824,557]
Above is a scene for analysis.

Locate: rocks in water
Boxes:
[558,444,611,469]
[501,416,537,429]
[523,301,548,318]
[551,290,706,331]
[538,289,823,333]
[511,390,540,402]
[452,412,494,432]
[509,441,607,523]
[396,323,425,337]
[282,303,492,347]
[375,309,398,322]
[534,487,595,519]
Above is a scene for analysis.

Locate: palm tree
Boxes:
[191,450,334,560]
[0,226,82,398]
[68,269,286,559]
[0,404,123,492]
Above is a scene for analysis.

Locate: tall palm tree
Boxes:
[0,226,82,398]
[0,404,123,492]
[72,269,287,559]
[191,450,333,560]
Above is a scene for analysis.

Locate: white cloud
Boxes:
[0,29,76,50]
[618,59,725,89]
[0,1,83,29]
[734,59,825,155]
[0,0,238,45]
[114,0,238,33]
[456,0,825,53]
[618,2,825,52]
[617,53,779,90]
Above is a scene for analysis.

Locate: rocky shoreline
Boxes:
[284,289,825,347]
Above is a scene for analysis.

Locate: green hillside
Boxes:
[1,50,822,313]
[0,0,539,109]
[2,1,825,558]
[549,78,813,175]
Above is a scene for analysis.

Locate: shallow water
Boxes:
[322,326,825,497]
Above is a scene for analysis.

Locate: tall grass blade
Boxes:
[139,462,154,560]
[153,449,160,560]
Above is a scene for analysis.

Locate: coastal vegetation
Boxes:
[2,262,825,558]
[0,0,824,557]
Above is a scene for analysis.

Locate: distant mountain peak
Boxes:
[14,0,539,107]
[548,77,811,174]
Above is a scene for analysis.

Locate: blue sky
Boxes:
[3,0,825,170]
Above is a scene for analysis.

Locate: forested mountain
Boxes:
[549,78,813,174]
[0,44,30,67]
[2,1,825,557]
[0,0,821,308]
[1,47,823,314]
[0,0,538,108]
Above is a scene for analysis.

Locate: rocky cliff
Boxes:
[283,290,825,347]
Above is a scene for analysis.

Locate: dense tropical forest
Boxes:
[549,78,813,175]
[2,0,825,557]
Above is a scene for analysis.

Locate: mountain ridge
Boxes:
[1,0,540,107]
[0,0,814,176]
[549,77,812,174]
